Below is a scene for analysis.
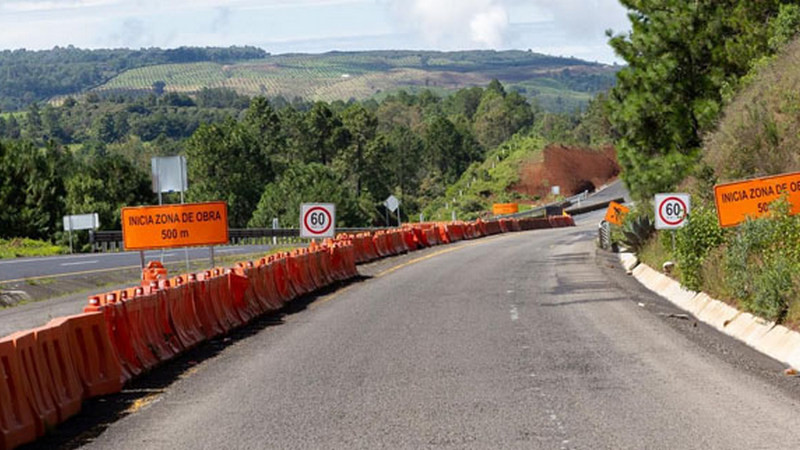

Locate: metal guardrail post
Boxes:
[598,220,611,250]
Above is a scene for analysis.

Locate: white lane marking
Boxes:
[510,305,519,321]
[60,260,99,267]
[506,290,514,294]
[215,249,239,253]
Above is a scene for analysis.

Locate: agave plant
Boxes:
[621,215,655,252]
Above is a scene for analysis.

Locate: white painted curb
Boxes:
[623,255,800,370]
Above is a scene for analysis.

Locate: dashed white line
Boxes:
[60,260,99,267]
[510,305,519,321]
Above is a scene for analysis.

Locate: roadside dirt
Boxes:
[514,144,619,197]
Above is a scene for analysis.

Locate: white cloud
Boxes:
[390,0,510,48]
[0,0,120,12]
[532,0,629,39]
[470,4,508,47]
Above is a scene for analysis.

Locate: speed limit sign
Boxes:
[300,203,336,238]
[655,193,690,230]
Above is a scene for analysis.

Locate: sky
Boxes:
[0,0,631,64]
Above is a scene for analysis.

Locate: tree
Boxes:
[340,104,377,195]
[607,0,793,201]
[248,162,366,228]
[152,81,166,95]
[185,118,270,227]
[472,85,534,149]
[304,102,349,165]
[0,140,68,239]
[65,154,154,230]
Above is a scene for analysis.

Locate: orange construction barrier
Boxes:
[203,271,243,331]
[150,282,184,357]
[85,292,140,382]
[302,250,324,291]
[134,288,178,362]
[268,255,295,304]
[141,260,167,284]
[0,336,37,450]
[119,288,160,370]
[31,322,83,424]
[58,312,124,398]
[9,331,58,437]
[255,260,284,310]
[187,273,224,339]
[235,263,271,315]
[227,269,256,324]
[166,277,206,349]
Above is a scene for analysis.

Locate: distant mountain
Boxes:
[0,46,268,111]
[0,47,616,113]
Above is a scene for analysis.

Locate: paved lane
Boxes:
[0,245,274,283]
[82,208,800,449]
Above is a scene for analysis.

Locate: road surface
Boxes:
[0,245,275,283]
[70,205,800,449]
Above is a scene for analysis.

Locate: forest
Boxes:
[0,79,610,247]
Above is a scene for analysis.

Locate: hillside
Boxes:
[82,50,616,113]
[0,46,267,111]
[421,132,618,222]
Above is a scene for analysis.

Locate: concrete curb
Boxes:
[622,255,800,370]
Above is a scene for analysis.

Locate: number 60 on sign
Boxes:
[300,203,336,238]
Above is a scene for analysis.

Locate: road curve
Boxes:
[81,216,800,449]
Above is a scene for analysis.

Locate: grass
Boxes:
[638,233,678,278]
[0,238,65,259]
[423,132,547,221]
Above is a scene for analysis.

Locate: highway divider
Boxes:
[0,217,575,449]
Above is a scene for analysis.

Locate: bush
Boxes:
[724,199,800,322]
[0,238,65,259]
[674,203,727,291]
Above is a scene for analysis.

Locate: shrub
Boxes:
[724,199,800,322]
[674,203,726,291]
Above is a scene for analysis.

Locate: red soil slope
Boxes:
[515,145,619,198]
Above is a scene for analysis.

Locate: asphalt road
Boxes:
[0,245,275,283]
[76,203,800,450]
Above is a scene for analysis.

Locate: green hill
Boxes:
[82,50,616,113]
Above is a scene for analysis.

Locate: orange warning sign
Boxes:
[121,202,229,250]
[605,201,629,226]
[714,172,800,227]
[492,203,519,215]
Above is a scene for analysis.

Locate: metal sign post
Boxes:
[152,156,191,271]
[62,213,100,255]
[384,195,400,228]
[68,215,74,254]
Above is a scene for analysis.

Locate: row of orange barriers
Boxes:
[0,216,574,449]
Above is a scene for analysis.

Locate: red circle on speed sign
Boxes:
[303,206,333,235]
[659,196,688,226]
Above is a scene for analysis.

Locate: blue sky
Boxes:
[0,0,631,63]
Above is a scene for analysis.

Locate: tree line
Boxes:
[0,81,545,244]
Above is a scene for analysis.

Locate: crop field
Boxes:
[88,50,617,111]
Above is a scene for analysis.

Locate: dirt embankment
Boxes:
[514,145,619,198]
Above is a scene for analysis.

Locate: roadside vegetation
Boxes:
[609,1,800,327]
[0,238,65,259]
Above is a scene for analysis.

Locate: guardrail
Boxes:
[565,197,625,216]
[89,227,386,253]
[494,190,590,220]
